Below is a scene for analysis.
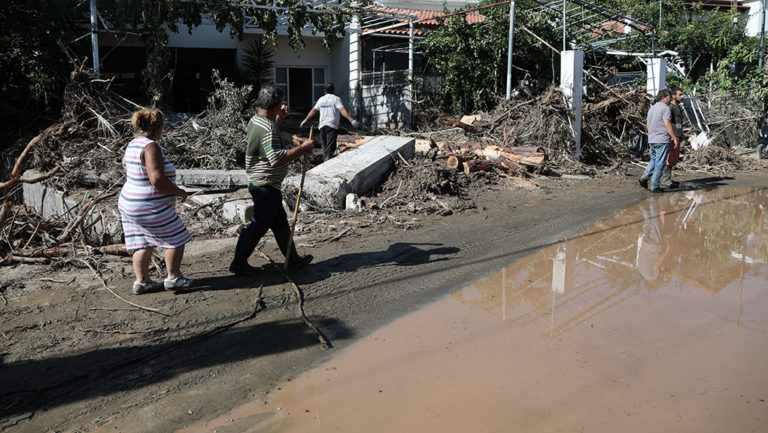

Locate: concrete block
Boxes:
[21,170,123,243]
[189,192,228,206]
[283,135,415,209]
[346,193,362,212]
[222,199,253,223]
[176,169,247,186]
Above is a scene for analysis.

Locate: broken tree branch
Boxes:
[255,249,331,349]
[57,189,119,243]
[78,258,165,315]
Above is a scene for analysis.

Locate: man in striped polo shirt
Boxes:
[229,85,315,275]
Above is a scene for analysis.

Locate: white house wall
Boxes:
[743,0,767,37]
[331,33,352,108]
[359,84,411,130]
[234,35,349,104]
[165,24,352,104]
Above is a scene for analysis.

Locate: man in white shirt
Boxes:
[300,82,359,161]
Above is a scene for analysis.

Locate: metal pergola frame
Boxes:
[522,0,656,54]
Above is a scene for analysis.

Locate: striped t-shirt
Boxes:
[245,114,289,187]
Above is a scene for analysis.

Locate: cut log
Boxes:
[477,146,546,168]
[463,159,492,174]
[94,244,130,256]
[437,117,478,133]
[446,155,463,171]
[414,139,434,156]
[431,140,545,174]
[583,97,620,114]
[493,156,524,176]
[433,140,485,157]
[13,247,69,257]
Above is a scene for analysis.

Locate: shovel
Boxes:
[284,125,312,270]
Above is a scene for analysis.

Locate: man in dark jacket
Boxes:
[661,86,685,189]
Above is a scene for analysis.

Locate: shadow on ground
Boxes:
[0,317,352,421]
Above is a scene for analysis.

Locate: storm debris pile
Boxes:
[407,85,757,178]
[677,144,758,175]
[1,65,762,265]
[406,86,650,177]
[162,70,252,170]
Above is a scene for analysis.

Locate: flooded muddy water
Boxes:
[182,187,768,433]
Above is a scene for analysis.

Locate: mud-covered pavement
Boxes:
[1,170,765,432]
[237,185,768,433]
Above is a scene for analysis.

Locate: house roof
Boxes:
[362,5,485,36]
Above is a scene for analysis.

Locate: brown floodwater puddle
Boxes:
[181,187,768,433]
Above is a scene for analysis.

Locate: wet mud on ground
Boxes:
[222,186,768,433]
[2,170,767,432]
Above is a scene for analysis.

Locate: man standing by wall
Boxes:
[661,86,685,189]
[229,85,314,275]
[640,89,680,193]
[300,82,359,161]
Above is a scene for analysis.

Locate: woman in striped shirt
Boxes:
[118,108,194,294]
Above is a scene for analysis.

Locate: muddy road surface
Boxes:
[1,170,764,432]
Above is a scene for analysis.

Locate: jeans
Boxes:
[643,142,670,189]
[230,185,298,269]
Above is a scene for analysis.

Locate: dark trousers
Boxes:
[319,126,339,161]
[231,185,298,269]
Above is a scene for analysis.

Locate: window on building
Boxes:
[274,66,326,114]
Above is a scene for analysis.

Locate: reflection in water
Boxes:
[454,187,768,337]
[177,187,768,433]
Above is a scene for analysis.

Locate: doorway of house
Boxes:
[275,66,326,115]
[289,68,313,114]
[173,67,201,112]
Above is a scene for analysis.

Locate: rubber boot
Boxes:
[660,165,679,189]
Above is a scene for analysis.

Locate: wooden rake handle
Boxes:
[285,126,312,270]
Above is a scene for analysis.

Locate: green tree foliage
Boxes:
[421,0,767,114]
[420,0,559,115]
[592,0,765,101]
[0,0,82,132]
[0,0,365,138]
[239,36,276,97]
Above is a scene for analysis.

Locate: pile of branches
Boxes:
[0,64,253,264]
[677,144,759,175]
[405,86,650,178]
[369,156,481,216]
[162,70,251,170]
[409,84,758,178]
[24,65,252,192]
[28,61,137,190]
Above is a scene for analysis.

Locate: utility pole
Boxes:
[562,0,567,52]
[506,0,516,99]
[90,0,100,77]
[760,0,766,70]
[658,0,663,30]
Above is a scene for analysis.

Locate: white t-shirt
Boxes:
[314,94,344,129]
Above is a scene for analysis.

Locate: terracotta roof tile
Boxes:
[363,5,485,35]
